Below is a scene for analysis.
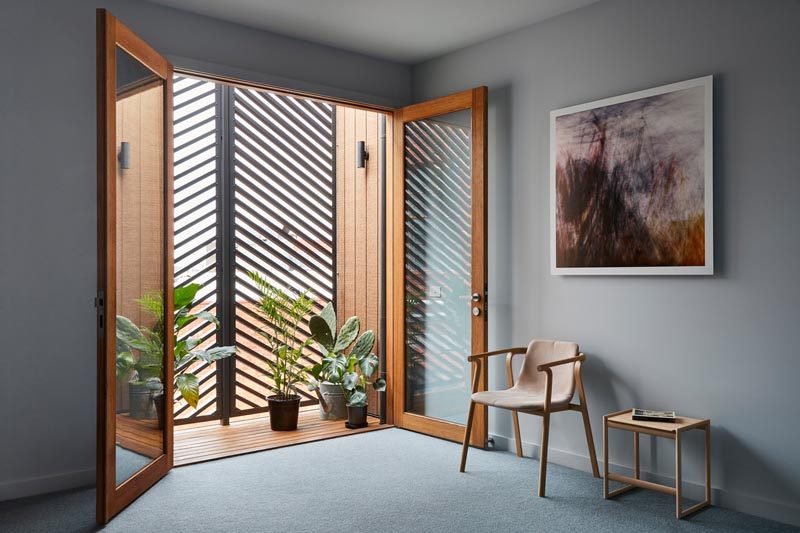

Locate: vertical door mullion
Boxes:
[218,84,236,425]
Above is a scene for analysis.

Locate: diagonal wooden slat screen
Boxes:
[171,74,383,425]
[173,75,223,422]
[232,87,336,414]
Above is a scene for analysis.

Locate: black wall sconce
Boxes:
[118,141,131,170]
[356,140,369,169]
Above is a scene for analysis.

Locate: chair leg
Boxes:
[580,403,600,478]
[460,400,476,472]
[575,361,600,478]
[538,412,550,497]
[512,410,523,458]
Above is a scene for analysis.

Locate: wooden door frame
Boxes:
[384,87,488,446]
[96,9,174,523]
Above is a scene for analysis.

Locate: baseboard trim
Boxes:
[489,433,800,527]
[0,468,95,502]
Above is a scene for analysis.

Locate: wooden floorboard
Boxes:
[116,413,163,458]
[174,407,389,466]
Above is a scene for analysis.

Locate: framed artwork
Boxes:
[550,76,713,275]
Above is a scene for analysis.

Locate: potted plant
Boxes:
[308,303,386,429]
[304,303,347,420]
[116,283,237,424]
[249,271,314,431]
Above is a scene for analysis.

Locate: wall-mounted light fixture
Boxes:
[356,140,369,169]
[118,141,131,170]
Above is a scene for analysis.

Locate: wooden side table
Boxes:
[603,409,711,518]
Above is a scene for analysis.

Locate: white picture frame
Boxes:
[550,75,713,275]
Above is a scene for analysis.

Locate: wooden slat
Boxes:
[232,88,335,416]
[334,108,384,415]
[174,408,388,465]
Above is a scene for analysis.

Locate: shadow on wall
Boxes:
[486,83,515,438]
[711,74,727,278]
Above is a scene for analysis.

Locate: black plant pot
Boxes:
[267,395,301,431]
[345,404,368,429]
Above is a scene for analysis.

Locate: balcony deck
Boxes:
[174,407,386,466]
[117,407,386,467]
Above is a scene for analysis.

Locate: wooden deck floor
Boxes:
[116,414,162,458]
[174,407,387,466]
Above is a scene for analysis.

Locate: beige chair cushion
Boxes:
[471,339,578,411]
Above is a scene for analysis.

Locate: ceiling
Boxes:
[146,0,599,64]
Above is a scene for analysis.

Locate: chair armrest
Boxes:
[468,347,526,362]
[536,353,586,372]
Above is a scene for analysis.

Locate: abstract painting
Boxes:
[550,76,713,275]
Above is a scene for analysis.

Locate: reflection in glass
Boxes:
[404,110,472,424]
[114,46,165,486]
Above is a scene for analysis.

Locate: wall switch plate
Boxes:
[428,286,442,298]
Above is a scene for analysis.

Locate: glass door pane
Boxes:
[114,45,166,486]
[404,109,473,425]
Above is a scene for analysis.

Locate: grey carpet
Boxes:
[0,428,795,532]
[115,446,153,486]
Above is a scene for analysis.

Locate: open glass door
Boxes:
[96,9,174,523]
[388,88,488,446]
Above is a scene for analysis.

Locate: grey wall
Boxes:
[413,0,800,525]
[0,0,410,501]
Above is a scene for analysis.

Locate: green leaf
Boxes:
[322,354,347,382]
[307,362,324,380]
[136,291,164,321]
[183,338,202,352]
[193,346,236,363]
[347,390,367,407]
[175,373,199,408]
[176,311,220,331]
[174,352,195,370]
[342,371,358,390]
[334,316,360,352]
[116,351,136,381]
[174,284,201,311]
[309,315,334,350]
[307,377,320,391]
[116,315,143,348]
[359,353,379,378]
[350,330,375,359]
[372,378,386,392]
[127,338,156,352]
[318,302,337,341]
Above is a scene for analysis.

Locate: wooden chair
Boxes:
[459,339,600,496]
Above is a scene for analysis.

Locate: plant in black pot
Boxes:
[249,271,314,431]
[116,283,237,424]
[308,305,385,429]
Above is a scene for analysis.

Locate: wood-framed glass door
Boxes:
[387,88,488,446]
[96,9,174,523]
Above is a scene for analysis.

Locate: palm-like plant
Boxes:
[248,271,314,399]
[116,283,236,408]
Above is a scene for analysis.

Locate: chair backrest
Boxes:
[514,339,579,400]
